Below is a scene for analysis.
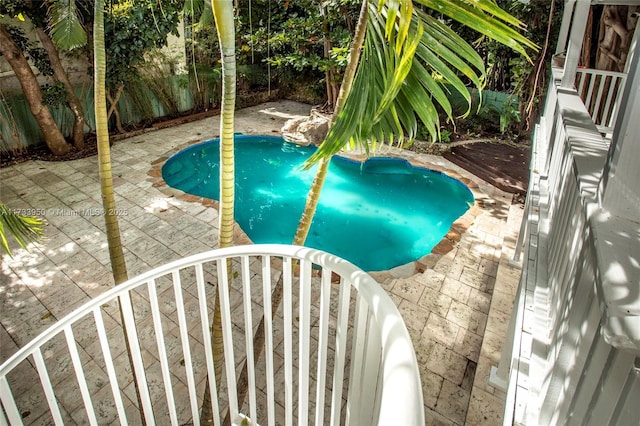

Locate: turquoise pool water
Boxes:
[162,135,474,271]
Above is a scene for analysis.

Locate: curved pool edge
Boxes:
[147,135,485,277]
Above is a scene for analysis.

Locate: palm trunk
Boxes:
[94,8,127,284]
[294,0,368,245]
[94,1,146,422]
[0,24,70,156]
[35,27,86,150]
[201,1,236,422]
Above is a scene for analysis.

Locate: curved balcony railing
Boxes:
[0,244,424,425]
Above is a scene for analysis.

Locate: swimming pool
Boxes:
[162,135,474,271]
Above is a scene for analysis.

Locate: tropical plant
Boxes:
[0,23,71,155]
[0,203,44,256]
[242,0,361,108]
[92,0,128,284]
[0,92,25,155]
[104,0,184,132]
[200,0,236,422]
[0,0,87,150]
[294,0,537,247]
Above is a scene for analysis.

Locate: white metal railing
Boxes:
[501,75,640,425]
[575,68,626,136]
[0,244,424,426]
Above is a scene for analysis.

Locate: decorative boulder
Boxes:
[282,109,331,146]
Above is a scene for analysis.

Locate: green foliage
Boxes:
[184,0,361,96]
[0,93,25,155]
[447,0,560,136]
[242,0,357,76]
[134,49,188,118]
[498,97,521,134]
[0,202,44,257]
[1,24,70,109]
[440,128,452,143]
[49,0,87,50]
[189,63,222,111]
[104,0,184,89]
[2,26,54,76]
[41,82,67,107]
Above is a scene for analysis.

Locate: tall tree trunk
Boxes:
[0,24,70,156]
[201,0,236,423]
[93,13,127,284]
[35,27,86,149]
[94,2,147,423]
[294,0,368,246]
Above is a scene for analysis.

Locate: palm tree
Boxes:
[212,0,237,251]
[200,0,236,421]
[93,0,128,284]
[294,0,537,246]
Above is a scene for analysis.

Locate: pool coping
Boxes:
[147,137,485,278]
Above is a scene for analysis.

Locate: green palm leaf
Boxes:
[0,203,44,256]
[417,0,537,58]
[305,0,536,166]
[49,0,87,50]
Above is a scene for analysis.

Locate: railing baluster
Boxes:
[330,277,351,426]
[119,291,155,425]
[585,72,596,114]
[195,263,221,426]
[576,70,587,98]
[314,267,332,426]
[600,76,617,128]
[346,295,367,425]
[240,256,258,423]
[282,256,294,426]
[593,74,607,123]
[606,75,625,130]
[0,403,9,426]
[92,307,128,425]
[172,270,200,425]
[32,349,63,425]
[217,258,239,421]
[358,310,382,424]
[64,325,98,426]
[0,376,21,425]
[298,259,312,426]
[261,256,277,426]
[147,279,178,426]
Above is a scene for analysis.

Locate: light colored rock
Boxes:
[282,109,331,146]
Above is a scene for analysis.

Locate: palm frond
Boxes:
[183,0,205,17]
[198,0,214,28]
[0,203,44,257]
[416,0,538,59]
[305,0,536,166]
[48,0,87,50]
